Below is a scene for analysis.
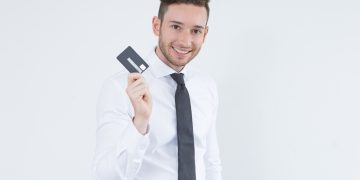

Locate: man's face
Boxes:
[153,3,208,71]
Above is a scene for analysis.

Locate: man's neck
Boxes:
[155,46,184,72]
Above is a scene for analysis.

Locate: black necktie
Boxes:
[170,73,196,180]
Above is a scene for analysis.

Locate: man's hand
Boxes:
[126,73,152,134]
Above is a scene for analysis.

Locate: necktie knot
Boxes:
[170,73,185,86]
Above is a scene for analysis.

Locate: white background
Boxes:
[1,0,360,179]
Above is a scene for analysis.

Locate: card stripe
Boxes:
[127,57,143,73]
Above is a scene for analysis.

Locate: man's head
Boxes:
[152,0,210,72]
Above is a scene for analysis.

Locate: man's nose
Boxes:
[177,31,192,47]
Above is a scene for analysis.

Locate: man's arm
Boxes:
[93,74,151,180]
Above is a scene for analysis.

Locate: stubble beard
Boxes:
[158,35,202,70]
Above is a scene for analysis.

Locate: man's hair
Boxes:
[158,0,210,22]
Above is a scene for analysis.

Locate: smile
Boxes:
[172,46,191,55]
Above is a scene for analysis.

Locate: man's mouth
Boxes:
[172,46,191,55]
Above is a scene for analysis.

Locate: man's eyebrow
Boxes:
[169,21,205,29]
[169,21,184,25]
[193,25,205,29]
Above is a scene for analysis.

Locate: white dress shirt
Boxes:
[93,48,222,180]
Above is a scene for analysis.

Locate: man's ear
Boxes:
[152,16,161,36]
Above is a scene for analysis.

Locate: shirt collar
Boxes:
[147,47,190,79]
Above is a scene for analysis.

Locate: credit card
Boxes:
[116,46,149,73]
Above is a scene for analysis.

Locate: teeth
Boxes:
[173,47,190,54]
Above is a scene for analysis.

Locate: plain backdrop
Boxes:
[1,0,359,179]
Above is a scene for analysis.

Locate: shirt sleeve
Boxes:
[204,83,222,180]
[93,76,150,180]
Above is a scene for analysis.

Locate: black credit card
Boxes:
[116,46,149,73]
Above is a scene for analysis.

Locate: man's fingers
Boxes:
[127,80,151,97]
[128,78,145,90]
[132,84,148,92]
[143,90,152,104]
[126,73,152,116]
[129,87,151,101]
[128,84,147,96]
[127,73,148,92]
[126,77,148,97]
[128,73,142,86]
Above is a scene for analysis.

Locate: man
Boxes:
[93,0,222,179]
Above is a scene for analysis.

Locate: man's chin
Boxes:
[171,58,191,66]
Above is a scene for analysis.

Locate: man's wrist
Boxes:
[133,117,149,135]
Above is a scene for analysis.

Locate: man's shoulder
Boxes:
[102,71,129,89]
[189,68,217,87]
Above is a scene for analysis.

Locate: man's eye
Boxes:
[192,29,202,34]
[171,25,180,30]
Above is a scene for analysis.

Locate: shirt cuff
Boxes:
[116,121,150,156]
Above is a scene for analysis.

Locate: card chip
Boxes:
[139,64,146,70]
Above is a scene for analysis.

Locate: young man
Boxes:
[93,0,222,179]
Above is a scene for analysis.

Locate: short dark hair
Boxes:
[158,0,210,22]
